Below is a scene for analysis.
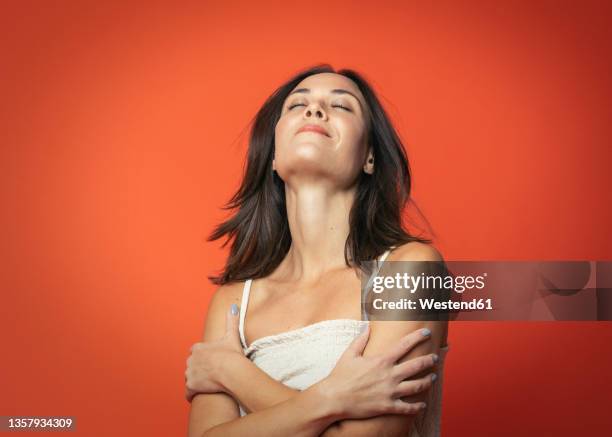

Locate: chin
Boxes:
[285,144,327,162]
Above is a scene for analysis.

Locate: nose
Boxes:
[304,102,327,120]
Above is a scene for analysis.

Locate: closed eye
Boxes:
[287,103,352,112]
[333,104,352,112]
[288,103,306,110]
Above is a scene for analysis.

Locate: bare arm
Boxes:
[322,319,445,436]
[216,243,448,436]
[187,283,344,437]
[219,353,300,413]
[322,243,448,437]
[219,322,442,437]
[187,280,437,436]
[201,382,342,437]
[187,284,240,436]
[220,323,440,414]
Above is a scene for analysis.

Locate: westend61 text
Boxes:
[372,298,494,311]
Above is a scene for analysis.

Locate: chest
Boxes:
[244,273,363,345]
[247,328,359,388]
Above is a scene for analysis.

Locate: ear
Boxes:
[363,148,374,174]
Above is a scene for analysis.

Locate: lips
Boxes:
[297,124,330,137]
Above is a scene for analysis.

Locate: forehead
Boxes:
[291,73,364,101]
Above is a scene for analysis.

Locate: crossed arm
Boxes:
[187,244,447,437]
[187,283,350,437]
[218,321,444,437]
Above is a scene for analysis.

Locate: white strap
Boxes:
[238,279,252,349]
[374,245,396,273]
[362,247,395,321]
[378,248,392,263]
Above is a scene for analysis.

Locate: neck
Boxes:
[278,182,357,283]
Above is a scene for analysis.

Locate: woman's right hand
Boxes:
[184,304,246,401]
[318,325,438,420]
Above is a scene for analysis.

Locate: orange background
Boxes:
[1,1,611,436]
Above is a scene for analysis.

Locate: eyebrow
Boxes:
[287,87,364,110]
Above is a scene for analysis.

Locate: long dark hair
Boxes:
[207,64,433,285]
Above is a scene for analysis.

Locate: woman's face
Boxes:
[274,72,371,188]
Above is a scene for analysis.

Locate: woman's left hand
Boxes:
[185,303,244,402]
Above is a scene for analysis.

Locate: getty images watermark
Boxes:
[371,269,490,311]
[360,260,612,321]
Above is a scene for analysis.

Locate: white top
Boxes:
[237,249,449,437]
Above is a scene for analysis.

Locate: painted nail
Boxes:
[431,373,437,382]
[231,303,238,315]
[420,402,427,409]
[432,354,439,363]
[421,328,431,337]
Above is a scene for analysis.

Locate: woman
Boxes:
[185,65,449,437]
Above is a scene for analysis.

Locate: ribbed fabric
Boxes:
[237,249,449,437]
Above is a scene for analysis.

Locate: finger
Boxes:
[390,399,427,415]
[394,373,437,398]
[225,303,241,343]
[392,353,439,380]
[385,328,432,364]
[346,324,370,357]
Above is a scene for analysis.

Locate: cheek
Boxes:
[337,118,367,149]
[275,116,293,144]
[274,124,284,150]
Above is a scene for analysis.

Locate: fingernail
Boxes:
[432,354,439,363]
[431,373,437,382]
[231,303,238,315]
[421,328,431,337]
[420,402,427,409]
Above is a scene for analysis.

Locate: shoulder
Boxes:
[209,281,245,309]
[390,241,443,262]
[369,241,449,347]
